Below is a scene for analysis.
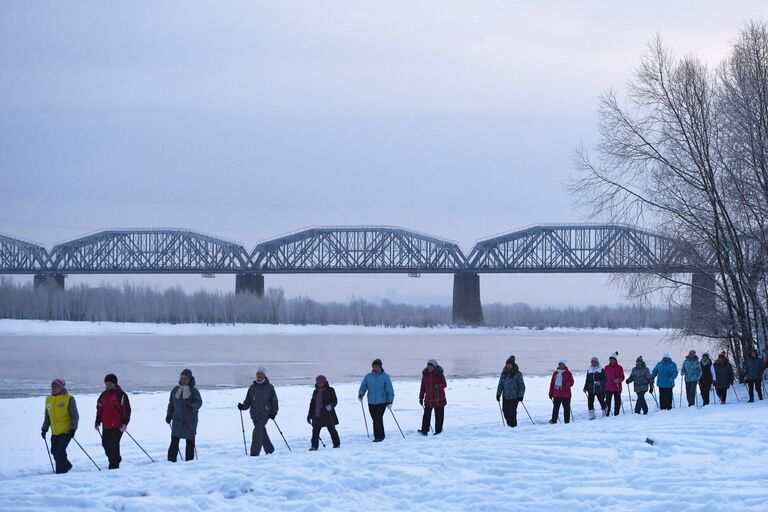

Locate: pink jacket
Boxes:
[548,368,574,398]
[604,363,625,392]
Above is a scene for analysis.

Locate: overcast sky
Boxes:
[0,2,764,306]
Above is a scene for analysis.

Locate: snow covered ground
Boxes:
[0,319,672,337]
[1,375,766,511]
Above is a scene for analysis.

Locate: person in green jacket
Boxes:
[681,350,703,407]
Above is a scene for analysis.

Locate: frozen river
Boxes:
[0,321,712,398]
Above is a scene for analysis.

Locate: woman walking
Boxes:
[604,352,625,416]
[713,352,735,404]
[418,359,447,435]
[166,368,202,462]
[625,357,652,414]
[496,356,525,428]
[306,375,340,450]
[548,359,574,424]
[583,356,606,420]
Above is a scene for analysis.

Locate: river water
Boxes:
[0,329,712,398]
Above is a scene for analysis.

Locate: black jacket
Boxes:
[307,384,339,427]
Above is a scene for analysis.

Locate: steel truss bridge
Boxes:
[1,225,716,324]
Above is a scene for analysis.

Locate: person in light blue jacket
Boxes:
[680,350,703,407]
[652,353,678,410]
[358,358,394,442]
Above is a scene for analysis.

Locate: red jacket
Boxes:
[604,363,625,392]
[548,368,574,398]
[419,366,447,407]
[96,386,131,430]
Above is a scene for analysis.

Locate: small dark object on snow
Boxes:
[645,437,655,446]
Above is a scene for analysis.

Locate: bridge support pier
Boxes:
[236,273,264,297]
[33,274,65,291]
[690,272,717,334]
[452,272,483,325]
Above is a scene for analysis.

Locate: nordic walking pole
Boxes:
[71,436,101,471]
[319,436,326,448]
[194,445,198,460]
[359,399,370,438]
[626,386,633,412]
[239,410,248,455]
[271,419,292,452]
[520,400,535,425]
[650,388,659,409]
[42,435,55,473]
[679,377,684,408]
[168,423,183,461]
[730,383,741,403]
[388,407,406,439]
[497,399,506,426]
[123,431,156,463]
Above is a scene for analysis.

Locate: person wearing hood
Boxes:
[166,368,203,462]
[625,357,652,414]
[604,352,625,416]
[713,352,735,404]
[699,352,716,406]
[419,359,447,435]
[548,359,574,424]
[496,355,525,427]
[358,358,394,442]
[306,375,340,450]
[652,353,679,410]
[681,350,703,407]
[743,348,765,402]
[95,373,131,469]
[41,378,79,474]
[583,356,606,420]
[238,367,278,456]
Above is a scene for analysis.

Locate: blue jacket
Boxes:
[358,371,394,405]
[652,360,679,388]
[681,357,703,383]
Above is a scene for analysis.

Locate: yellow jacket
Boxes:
[43,393,79,435]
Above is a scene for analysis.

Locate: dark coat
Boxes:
[744,355,764,381]
[583,367,605,394]
[497,365,525,400]
[307,383,339,427]
[713,360,735,389]
[419,366,447,407]
[166,377,203,439]
[700,359,715,387]
[242,378,279,423]
[626,364,652,393]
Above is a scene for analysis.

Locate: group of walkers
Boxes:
[41,351,766,474]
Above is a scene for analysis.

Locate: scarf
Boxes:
[314,388,325,417]
[175,385,191,400]
[554,369,565,389]
[587,365,601,374]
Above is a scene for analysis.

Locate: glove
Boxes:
[269,414,276,420]
[68,429,76,437]
[419,398,424,406]
[495,394,501,402]
[165,416,171,425]
[325,404,333,412]
[94,422,100,430]
[549,394,553,400]
[306,417,312,425]
[519,397,524,402]
[120,425,127,433]
[41,430,46,439]
[237,403,246,411]
[358,396,363,402]
[386,403,392,410]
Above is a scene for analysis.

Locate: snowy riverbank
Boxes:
[0,375,766,511]
[0,319,673,337]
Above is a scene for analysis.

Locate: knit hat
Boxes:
[609,352,619,361]
[51,378,66,389]
[662,352,671,359]
[636,356,644,363]
[104,373,118,385]
[590,356,599,363]
[558,358,568,365]
[315,375,327,386]
[256,367,267,376]
[427,359,438,367]
[506,355,516,365]
[688,350,697,357]
[180,368,193,379]
[372,358,383,367]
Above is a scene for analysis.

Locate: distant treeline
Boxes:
[0,278,685,329]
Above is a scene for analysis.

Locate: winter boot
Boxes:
[588,410,596,420]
